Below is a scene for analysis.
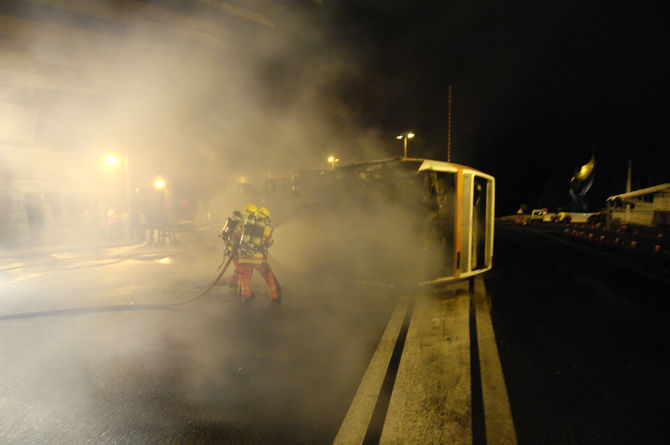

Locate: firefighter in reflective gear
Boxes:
[236,204,260,299]
[219,210,243,287]
[237,205,281,301]
[256,207,282,298]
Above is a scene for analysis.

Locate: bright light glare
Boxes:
[328,156,335,163]
[407,132,415,139]
[154,178,166,190]
[104,155,120,166]
[396,135,403,140]
[158,257,172,264]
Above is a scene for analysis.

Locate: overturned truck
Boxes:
[267,157,495,287]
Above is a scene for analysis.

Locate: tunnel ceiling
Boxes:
[1,1,332,190]
[0,0,291,98]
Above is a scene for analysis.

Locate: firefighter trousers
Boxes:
[238,262,280,300]
[228,257,240,287]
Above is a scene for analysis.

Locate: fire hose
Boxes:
[0,255,234,321]
[168,254,233,306]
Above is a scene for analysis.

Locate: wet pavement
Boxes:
[485,222,669,444]
[2,222,668,444]
[0,229,399,444]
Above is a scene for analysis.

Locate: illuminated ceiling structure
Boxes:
[0,0,284,96]
[1,0,312,189]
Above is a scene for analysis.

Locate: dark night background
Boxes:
[276,0,670,215]
[2,0,667,216]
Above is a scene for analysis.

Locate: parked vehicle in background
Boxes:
[529,209,545,223]
[549,212,597,224]
[551,211,572,223]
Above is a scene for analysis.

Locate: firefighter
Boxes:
[237,205,281,302]
[255,206,282,299]
[236,203,259,299]
[219,209,244,287]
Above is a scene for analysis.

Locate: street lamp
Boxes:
[102,152,133,241]
[154,177,168,208]
[154,177,168,214]
[396,132,415,158]
[104,154,120,167]
[102,152,130,215]
[327,155,339,170]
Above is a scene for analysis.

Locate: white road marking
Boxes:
[381,282,472,444]
[333,277,517,444]
[333,295,411,445]
[473,276,518,445]
[0,271,55,286]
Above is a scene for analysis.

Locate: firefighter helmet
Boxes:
[232,210,243,221]
[244,203,258,216]
[257,206,271,220]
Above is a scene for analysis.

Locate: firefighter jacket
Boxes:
[238,215,273,265]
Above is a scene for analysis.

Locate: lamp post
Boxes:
[154,176,168,213]
[104,154,129,210]
[327,155,339,170]
[396,131,415,158]
[153,177,170,243]
[103,152,132,241]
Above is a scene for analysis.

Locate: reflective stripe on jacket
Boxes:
[238,217,273,264]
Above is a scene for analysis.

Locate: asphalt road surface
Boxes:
[486,221,669,444]
[2,222,668,444]
[0,232,399,444]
